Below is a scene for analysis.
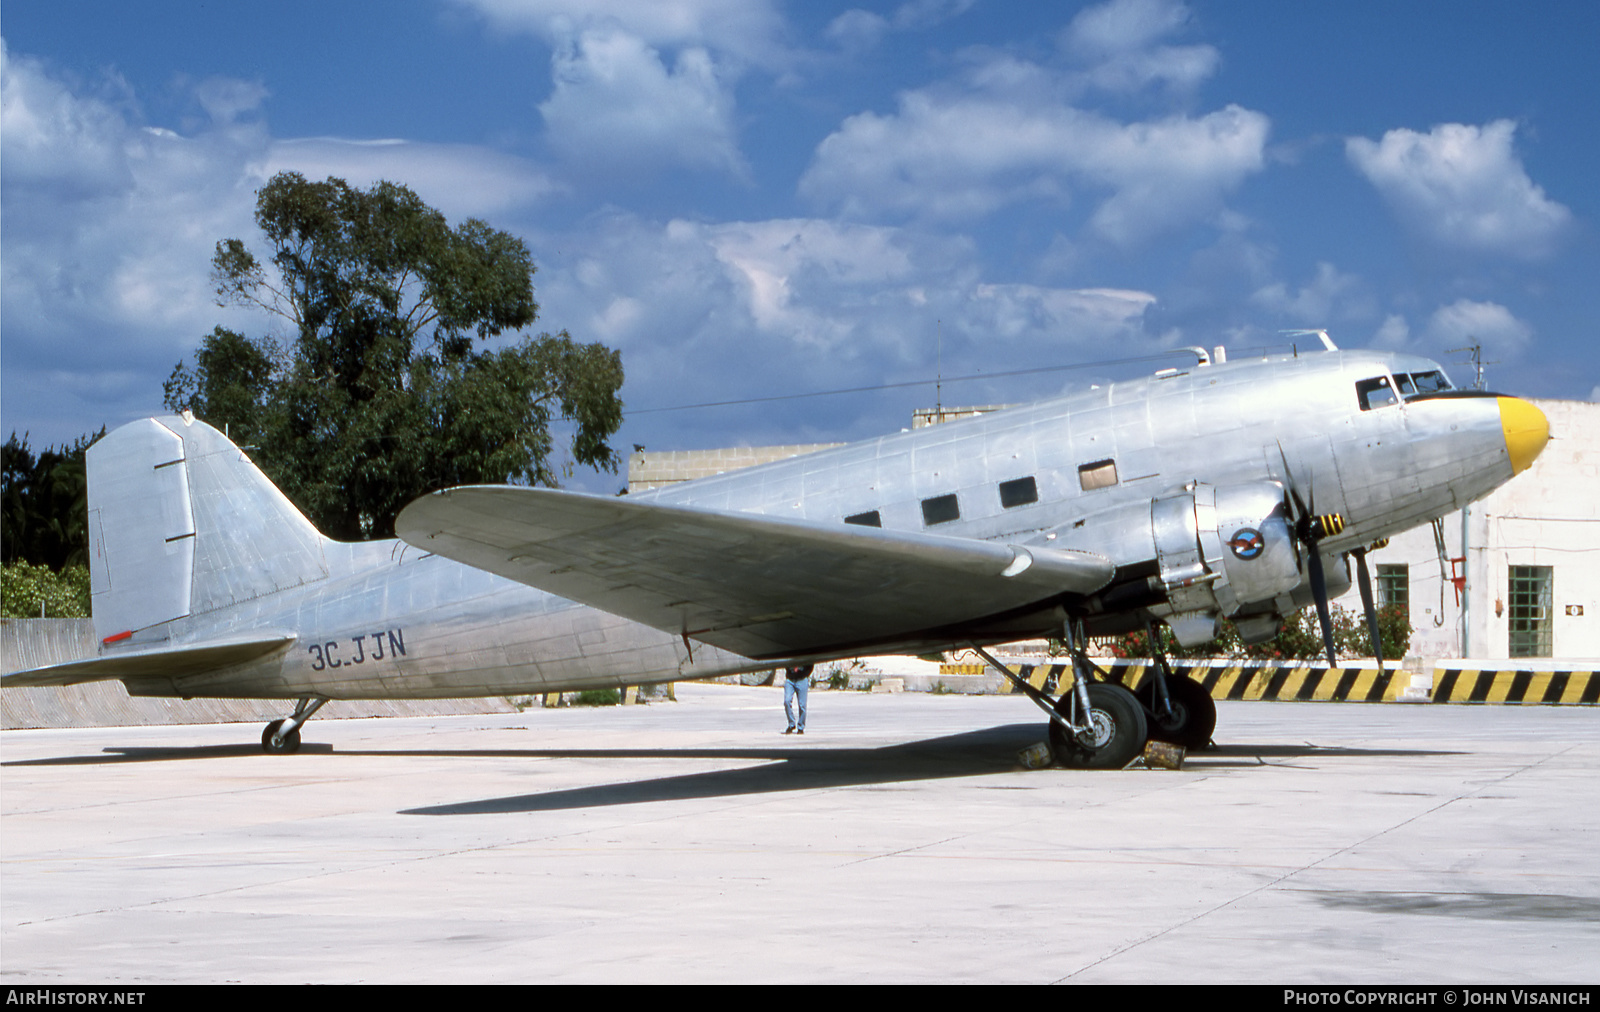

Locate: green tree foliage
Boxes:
[1,561,91,618]
[165,172,624,540]
[2,430,103,570]
[1102,604,1414,662]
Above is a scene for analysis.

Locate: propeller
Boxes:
[1277,444,1343,668]
[1351,541,1387,667]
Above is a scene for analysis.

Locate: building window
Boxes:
[1377,564,1409,617]
[1078,459,1118,491]
[998,476,1038,509]
[921,494,960,526]
[1508,565,1553,658]
[844,510,881,528]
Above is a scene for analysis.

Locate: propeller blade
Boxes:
[1353,548,1384,666]
[1306,543,1337,667]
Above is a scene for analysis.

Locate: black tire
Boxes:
[1049,682,1148,769]
[1135,674,1216,749]
[261,719,302,755]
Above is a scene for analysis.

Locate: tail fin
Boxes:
[88,414,330,644]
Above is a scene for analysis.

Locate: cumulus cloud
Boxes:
[0,45,563,444]
[1346,120,1571,259]
[800,87,1267,245]
[454,0,787,67]
[1249,262,1362,323]
[539,29,746,178]
[1423,299,1533,361]
[1353,301,1532,364]
[535,211,1163,451]
[455,0,787,176]
[1061,0,1219,95]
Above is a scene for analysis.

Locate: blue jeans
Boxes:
[784,675,809,730]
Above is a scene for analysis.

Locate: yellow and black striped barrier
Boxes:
[944,659,1598,704]
[1433,667,1600,705]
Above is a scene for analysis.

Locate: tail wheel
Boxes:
[261,719,302,755]
[1049,683,1148,769]
[1136,675,1217,750]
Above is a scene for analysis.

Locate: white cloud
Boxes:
[801,86,1268,245]
[1423,299,1533,361]
[0,46,564,444]
[1370,314,1410,350]
[1346,120,1571,259]
[455,0,786,177]
[536,211,1162,453]
[265,139,560,220]
[454,0,787,68]
[1249,262,1361,323]
[539,29,745,178]
[1062,0,1218,95]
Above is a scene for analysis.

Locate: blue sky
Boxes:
[4,0,1596,490]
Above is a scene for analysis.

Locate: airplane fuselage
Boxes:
[76,348,1539,701]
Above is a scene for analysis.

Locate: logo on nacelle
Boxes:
[1227,527,1265,560]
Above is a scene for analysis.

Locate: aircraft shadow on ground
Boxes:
[3,729,1464,815]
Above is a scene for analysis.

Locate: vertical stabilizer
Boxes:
[89,415,330,643]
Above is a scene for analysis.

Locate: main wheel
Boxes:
[261,719,302,755]
[1049,683,1148,769]
[1136,675,1216,749]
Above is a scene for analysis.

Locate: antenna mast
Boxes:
[1447,342,1490,390]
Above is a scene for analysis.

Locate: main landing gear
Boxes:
[970,636,1149,770]
[1135,620,1216,750]
[261,697,327,754]
[971,617,1218,768]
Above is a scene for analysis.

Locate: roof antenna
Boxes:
[1447,342,1492,390]
[1283,328,1338,352]
[935,319,943,416]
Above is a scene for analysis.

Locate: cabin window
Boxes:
[1078,459,1118,491]
[999,476,1038,509]
[920,494,960,526]
[844,510,882,528]
[1356,376,1399,410]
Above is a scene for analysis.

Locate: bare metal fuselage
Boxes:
[80,349,1533,701]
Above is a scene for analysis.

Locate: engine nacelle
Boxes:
[1049,481,1305,646]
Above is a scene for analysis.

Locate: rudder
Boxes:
[89,414,330,644]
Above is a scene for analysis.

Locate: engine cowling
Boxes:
[1047,481,1307,646]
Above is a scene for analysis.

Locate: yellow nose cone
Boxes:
[1498,397,1549,474]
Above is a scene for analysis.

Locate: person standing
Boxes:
[783,663,814,734]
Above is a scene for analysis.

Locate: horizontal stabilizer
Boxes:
[396,486,1112,659]
[3,634,295,687]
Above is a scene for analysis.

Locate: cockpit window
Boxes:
[1406,370,1452,395]
[1356,376,1399,410]
[1394,373,1416,397]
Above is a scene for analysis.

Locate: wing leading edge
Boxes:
[396,486,1113,660]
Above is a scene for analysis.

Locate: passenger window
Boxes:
[921,494,960,526]
[1078,459,1118,491]
[1356,376,1398,410]
[844,511,882,528]
[999,476,1038,509]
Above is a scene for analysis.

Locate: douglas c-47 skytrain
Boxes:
[5,335,1550,767]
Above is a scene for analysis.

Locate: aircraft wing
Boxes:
[396,486,1113,660]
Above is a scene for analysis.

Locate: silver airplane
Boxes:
[4,338,1550,767]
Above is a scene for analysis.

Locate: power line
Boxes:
[626,350,1199,416]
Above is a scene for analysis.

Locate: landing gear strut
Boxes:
[969,628,1148,770]
[261,697,327,754]
[1137,620,1216,750]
